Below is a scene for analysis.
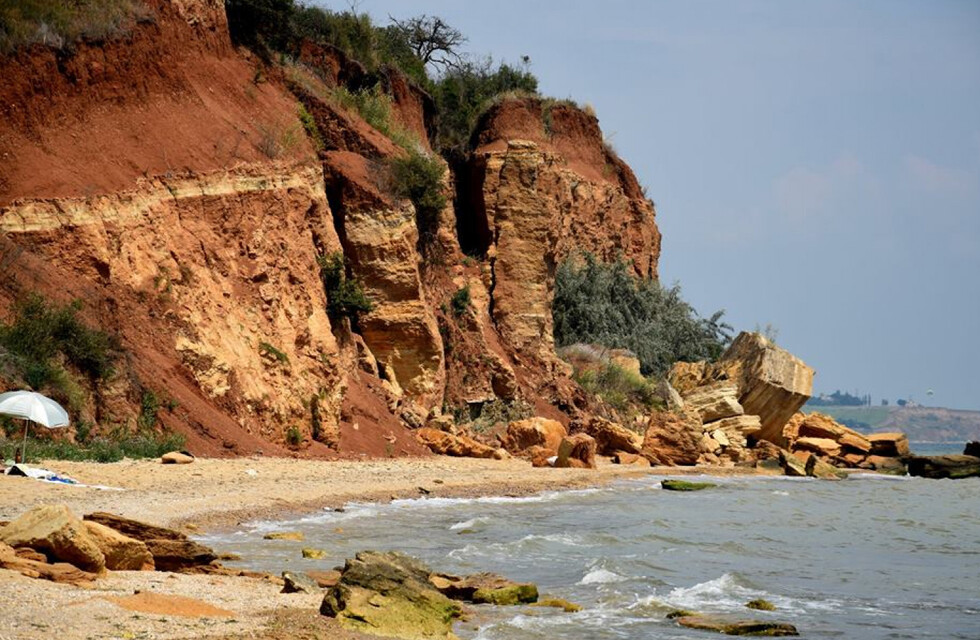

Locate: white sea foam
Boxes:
[579,567,625,584]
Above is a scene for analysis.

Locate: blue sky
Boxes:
[352,0,980,410]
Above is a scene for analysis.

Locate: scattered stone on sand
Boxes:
[612,451,651,466]
[161,451,195,464]
[320,550,461,639]
[302,548,327,559]
[673,614,799,636]
[661,479,716,491]
[263,531,305,541]
[0,504,106,573]
[907,455,980,479]
[307,569,342,588]
[282,570,322,594]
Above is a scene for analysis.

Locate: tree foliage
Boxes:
[552,254,732,376]
[387,14,465,70]
[432,57,538,153]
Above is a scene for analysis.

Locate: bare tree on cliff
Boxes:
[388,15,466,71]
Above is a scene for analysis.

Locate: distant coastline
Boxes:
[800,404,980,443]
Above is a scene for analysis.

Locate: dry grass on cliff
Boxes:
[0,0,155,53]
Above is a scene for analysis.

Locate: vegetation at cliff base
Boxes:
[0,0,153,53]
[552,253,732,376]
[0,294,121,408]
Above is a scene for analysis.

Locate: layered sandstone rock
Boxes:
[464,98,661,367]
[555,433,597,469]
[501,418,567,456]
[642,411,703,465]
[683,383,744,423]
[867,432,910,458]
[570,417,642,455]
[0,505,105,573]
[415,427,498,459]
[82,521,155,571]
[719,333,814,446]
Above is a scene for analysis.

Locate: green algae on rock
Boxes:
[745,598,776,611]
[661,479,716,491]
[675,614,799,636]
[320,551,462,639]
[531,597,582,612]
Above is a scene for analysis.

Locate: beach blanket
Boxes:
[3,463,124,490]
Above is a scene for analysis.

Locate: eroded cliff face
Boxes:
[457,98,662,374]
[0,1,661,456]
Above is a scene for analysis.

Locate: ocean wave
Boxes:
[450,516,491,533]
[579,567,626,585]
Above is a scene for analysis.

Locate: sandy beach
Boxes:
[0,456,688,640]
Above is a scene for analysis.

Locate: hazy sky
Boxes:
[352,0,980,410]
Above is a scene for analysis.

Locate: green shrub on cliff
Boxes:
[388,150,447,245]
[318,252,373,322]
[0,294,121,392]
[552,253,732,376]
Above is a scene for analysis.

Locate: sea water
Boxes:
[202,463,980,639]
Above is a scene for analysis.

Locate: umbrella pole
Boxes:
[20,419,29,464]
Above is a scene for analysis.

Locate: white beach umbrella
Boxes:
[0,390,69,462]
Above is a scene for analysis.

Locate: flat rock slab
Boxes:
[662,479,716,491]
[676,614,799,636]
[907,455,980,479]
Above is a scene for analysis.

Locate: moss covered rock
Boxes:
[320,551,462,639]
[745,598,776,611]
[661,479,716,491]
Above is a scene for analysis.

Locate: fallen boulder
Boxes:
[778,449,807,477]
[719,332,814,447]
[867,433,910,458]
[0,541,98,585]
[501,417,567,457]
[416,427,497,459]
[965,441,980,457]
[866,455,907,475]
[555,433,597,469]
[907,455,980,479]
[683,382,744,422]
[320,550,461,640]
[0,505,105,573]
[145,539,218,571]
[570,417,642,455]
[612,451,651,466]
[793,437,841,458]
[82,521,155,571]
[805,454,848,480]
[642,410,703,466]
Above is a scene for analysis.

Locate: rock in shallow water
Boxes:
[661,479,716,491]
[907,455,980,479]
[320,550,461,639]
[674,614,799,636]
